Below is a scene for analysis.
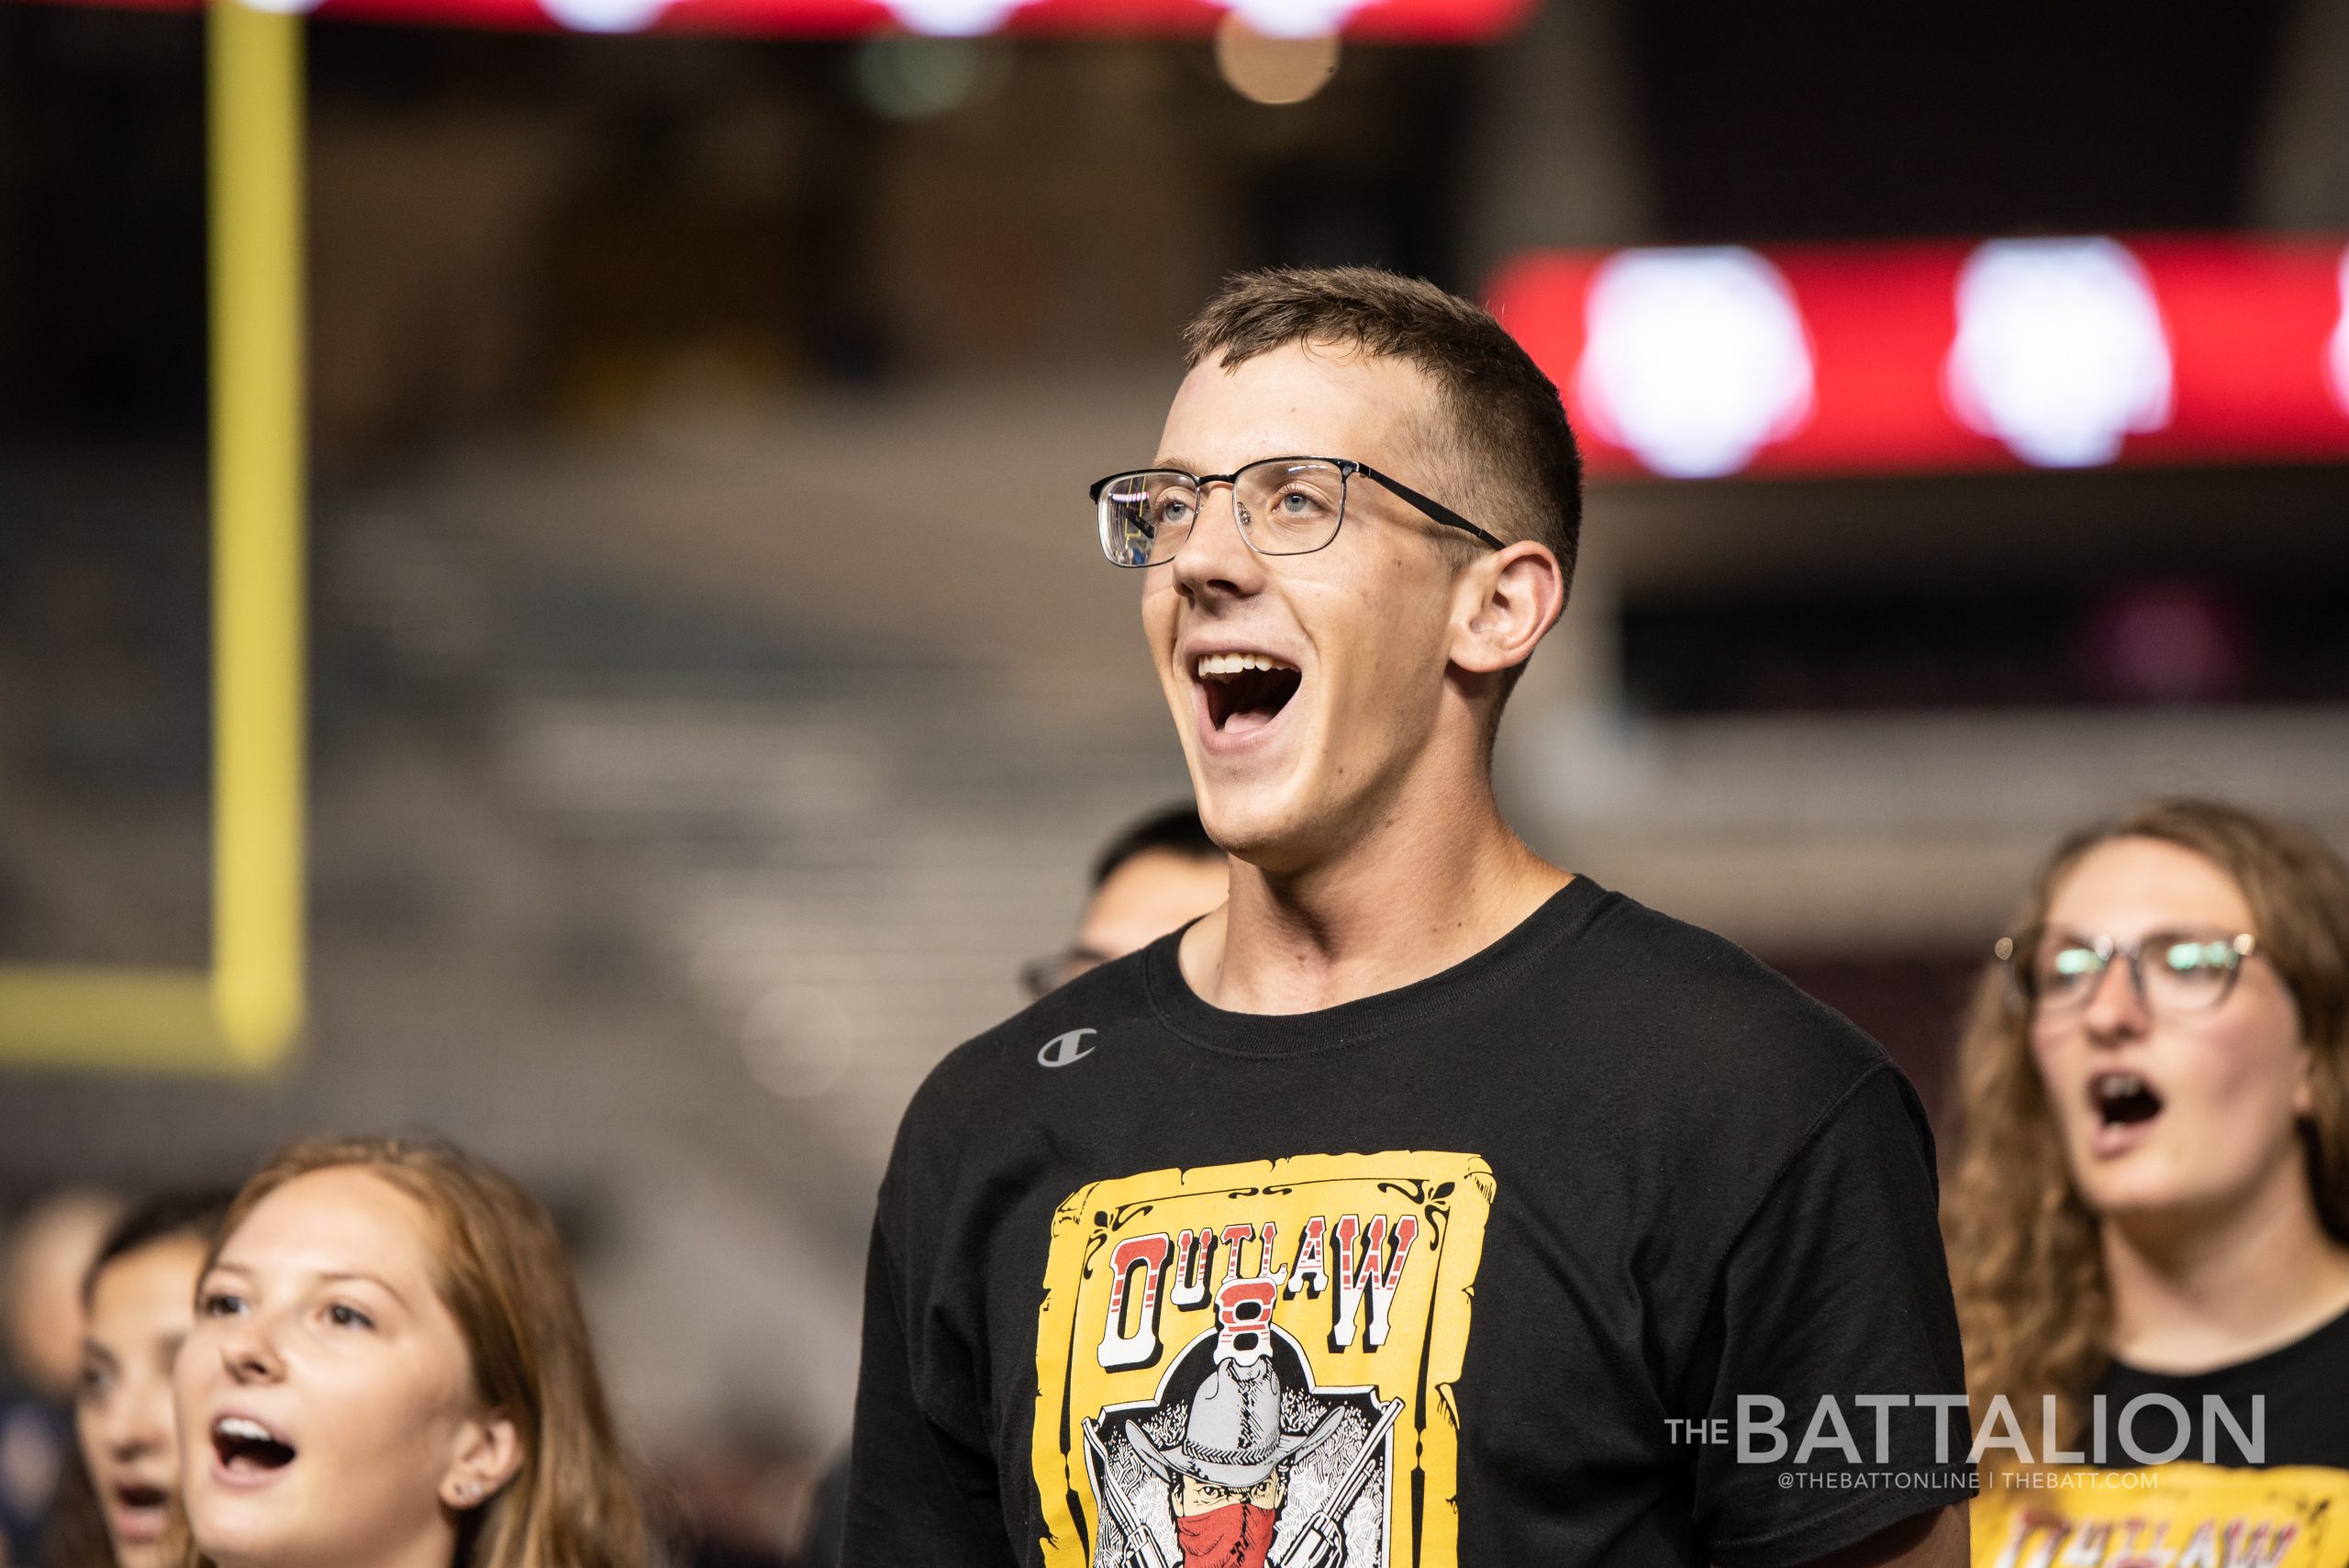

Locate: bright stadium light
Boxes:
[1574,247,1814,478]
[1222,0,1365,39]
[1493,234,2349,478]
[541,0,670,29]
[1943,237,2173,468]
[1215,13,1341,103]
[2327,245,2349,421]
[885,0,1034,35]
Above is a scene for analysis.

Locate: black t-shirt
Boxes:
[2093,1305,2349,1470]
[844,876,1970,1568]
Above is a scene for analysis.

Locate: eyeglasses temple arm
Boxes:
[1354,464,1508,551]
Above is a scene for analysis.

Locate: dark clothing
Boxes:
[0,1386,70,1568]
[846,877,1968,1568]
[2094,1304,2349,1469]
[801,1453,850,1568]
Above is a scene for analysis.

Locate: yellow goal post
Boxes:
[0,0,306,1073]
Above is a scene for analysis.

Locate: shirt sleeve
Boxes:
[1687,1062,1973,1568]
[841,1211,1019,1568]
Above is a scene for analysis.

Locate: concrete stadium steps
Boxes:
[498,683,1189,1159]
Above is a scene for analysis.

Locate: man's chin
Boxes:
[1194,787,1330,877]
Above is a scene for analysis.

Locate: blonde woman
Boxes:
[173,1137,644,1568]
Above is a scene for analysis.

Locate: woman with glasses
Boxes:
[1945,797,2349,1490]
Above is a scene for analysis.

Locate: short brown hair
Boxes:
[194,1136,646,1568]
[1943,798,2349,1459]
[1181,266,1582,601]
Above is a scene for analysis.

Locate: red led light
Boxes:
[30,0,1530,37]
[1487,236,2349,479]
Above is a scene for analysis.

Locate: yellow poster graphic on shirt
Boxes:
[1972,1462,2349,1568]
[1030,1151,1494,1568]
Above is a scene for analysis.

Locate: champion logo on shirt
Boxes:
[1038,1029,1099,1069]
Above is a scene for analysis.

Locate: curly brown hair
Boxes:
[1943,797,2349,1451]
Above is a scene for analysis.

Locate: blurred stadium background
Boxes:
[3,0,2347,1546]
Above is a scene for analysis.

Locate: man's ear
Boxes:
[1451,540,1565,676]
[440,1409,523,1513]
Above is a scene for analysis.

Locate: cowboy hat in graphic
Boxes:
[1128,1360,1347,1490]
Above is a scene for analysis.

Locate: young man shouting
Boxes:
[844,268,1969,1568]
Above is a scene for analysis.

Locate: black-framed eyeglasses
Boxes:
[1085,456,1505,568]
[1994,927,2259,1018]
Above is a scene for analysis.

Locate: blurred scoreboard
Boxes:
[50,0,1529,36]
[1487,236,2349,480]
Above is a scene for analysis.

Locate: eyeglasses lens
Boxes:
[1232,461,1346,555]
[1097,472,1196,567]
[2024,936,2243,1014]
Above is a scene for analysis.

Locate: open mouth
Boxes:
[212,1415,296,1474]
[2092,1071,2164,1129]
[110,1481,171,1536]
[1195,651,1301,734]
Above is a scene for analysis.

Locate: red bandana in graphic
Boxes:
[1174,1502,1276,1568]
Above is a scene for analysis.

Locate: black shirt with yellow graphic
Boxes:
[1972,1308,2349,1568]
[845,876,1971,1568]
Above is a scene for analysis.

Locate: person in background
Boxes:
[1946,800,2349,1547]
[0,1193,122,1568]
[39,1190,230,1568]
[174,1136,645,1568]
[645,1422,817,1568]
[1019,804,1227,999]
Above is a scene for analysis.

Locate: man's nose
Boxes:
[1170,483,1264,600]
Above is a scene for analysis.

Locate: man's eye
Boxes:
[1156,499,1193,526]
[78,1365,113,1398]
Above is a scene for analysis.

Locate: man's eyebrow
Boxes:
[1151,456,1201,474]
[82,1340,118,1368]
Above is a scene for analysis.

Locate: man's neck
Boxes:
[2103,1153,2349,1374]
[1179,790,1569,1016]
